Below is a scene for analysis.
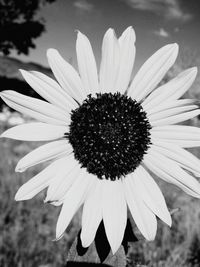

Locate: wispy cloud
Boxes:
[153,28,170,38]
[124,0,193,22]
[73,0,93,12]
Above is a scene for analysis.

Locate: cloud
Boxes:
[124,0,193,22]
[73,0,93,12]
[153,28,170,38]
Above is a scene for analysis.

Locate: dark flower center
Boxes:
[66,93,151,180]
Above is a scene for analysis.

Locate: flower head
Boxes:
[1,26,200,254]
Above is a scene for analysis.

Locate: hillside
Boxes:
[0,56,53,111]
[0,55,53,80]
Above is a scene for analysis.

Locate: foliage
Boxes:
[186,233,200,266]
[0,0,56,55]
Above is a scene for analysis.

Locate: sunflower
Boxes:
[1,26,200,254]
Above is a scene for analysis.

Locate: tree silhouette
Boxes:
[0,0,56,55]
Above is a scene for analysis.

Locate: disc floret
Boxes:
[67,93,151,180]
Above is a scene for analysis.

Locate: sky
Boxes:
[11,0,200,72]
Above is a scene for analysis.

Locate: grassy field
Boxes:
[1,122,200,267]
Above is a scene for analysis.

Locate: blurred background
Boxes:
[1,0,200,266]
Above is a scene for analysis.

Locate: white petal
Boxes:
[123,174,157,240]
[144,99,196,116]
[102,180,127,254]
[151,125,200,147]
[47,49,86,102]
[49,199,64,206]
[151,125,200,140]
[99,28,120,93]
[150,109,200,126]
[16,140,72,172]
[144,149,200,198]
[20,70,78,111]
[81,179,103,248]
[151,141,200,177]
[47,167,82,207]
[152,139,200,148]
[0,90,69,125]
[46,167,83,204]
[143,67,197,110]
[128,43,178,101]
[134,166,171,226]
[115,26,136,93]
[102,179,127,254]
[144,153,192,196]
[148,104,198,123]
[45,155,79,203]
[56,173,94,239]
[76,31,99,95]
[15,157,67,201]
[1,122,68,141]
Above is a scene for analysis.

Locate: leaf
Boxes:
[66,222,126,267]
